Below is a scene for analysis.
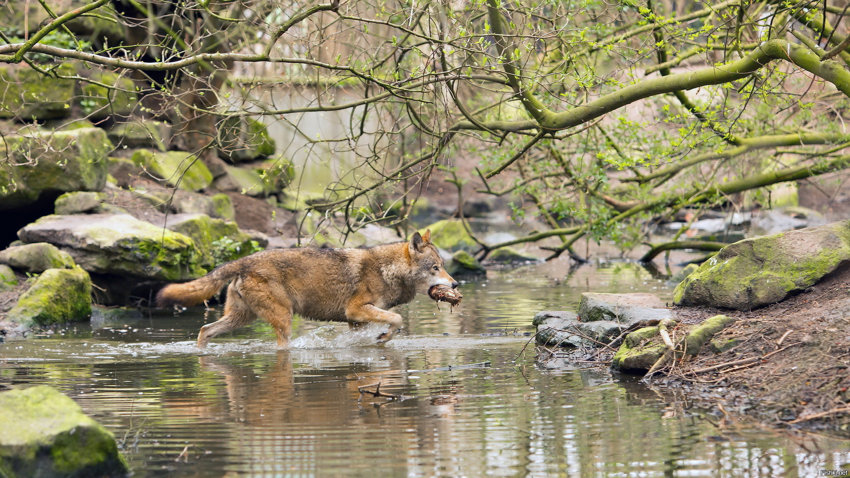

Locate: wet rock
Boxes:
[447,251,486,278]
[0,385,128,477]
[169,191,236,220]
[107,119,171,151]
[611,326,666,372]
[0,265,17,292]
[421,219,477,253]
[18,214,205,281]
[130,149,213,192]
[0,128,112,209]
[0,243,75,274]
[533,311,626,348]
[165,214,260,268]
[213,165,276,197]
[217,117,276,162]
[486,247,540,266]
[683,314,735,355]
[0,63,75,120]
[674,221,850,310]
[79,70,137,120]
[578,292,670,325]
[670,263,699,283]
[6,267,92,327]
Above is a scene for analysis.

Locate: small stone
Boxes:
[0,243,76,273]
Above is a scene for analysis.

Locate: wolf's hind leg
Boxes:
[345,303,403,343]
[197,283,256,348]
[239,279,293,349]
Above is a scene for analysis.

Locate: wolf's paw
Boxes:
[376,331,393,343]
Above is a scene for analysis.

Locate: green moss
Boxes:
[0,63,75,120]
[448,250,485,277]
[217,117,276,162]
[0,128,111,207]
[0,243,75,273]
[0,385,129,476]
[211,193,235,220]
[168,214,258,268]
[78,70,137,120]
[6,267,91,327]
[683,315,735,355]
[487,247,538,264]
[218,165,275,197]
[710,337,741,353]
[131,149,213,191]
[0,264,16,291]
[421,219,477,253]
[107,120,170,151]
[612,326,665,372]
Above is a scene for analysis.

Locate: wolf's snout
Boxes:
[451,281,459,289]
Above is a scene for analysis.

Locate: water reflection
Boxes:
[0,261,848,476]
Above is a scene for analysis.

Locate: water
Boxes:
[1,261,848,476]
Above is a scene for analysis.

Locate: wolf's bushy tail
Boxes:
[156,260,243,307]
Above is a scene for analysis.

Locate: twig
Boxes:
[776,329,793,347]
[175,445,190,463]
[690,342,801,374]
[358,381,400,400]
[788,405,850,424]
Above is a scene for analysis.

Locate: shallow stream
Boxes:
[1,261,848,476]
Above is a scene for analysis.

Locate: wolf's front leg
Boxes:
[345,303,403,343]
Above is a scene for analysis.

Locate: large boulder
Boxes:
[578,293,671,325]
[421,219,478,253]
[107,119,171,151]
[0,385,128,477]
[165,214,260,268]
[217,117,276,162]
[0,128,112,208]
[0,243,75,273]
[0,63,75,120]
[674,221,850,310]
[5,267,92,328]
[18,214,206,281]
[533,311,625,348]
[78,70,137,120]
[130,149,213,192]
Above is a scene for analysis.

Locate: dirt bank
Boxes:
[654,264,850,435]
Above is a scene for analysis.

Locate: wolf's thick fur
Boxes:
[156,231,457,348]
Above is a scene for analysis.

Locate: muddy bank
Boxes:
[537,263,850,437]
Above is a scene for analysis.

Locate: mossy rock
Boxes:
[683,314,735,355]
[6,267,92,327]
[131,149,213,192]
[0,385,129,477]
[577,292,670,324]
[165,214,259,268]
[211,193,235,220]
[213,165,276,197]
[217,116,276,162]
[486,247,539,265]
[674,221,850,310]
[78,70,137,120]
[0,63,75,120]
[260,157,296,190]
[611,326,666,372]
[54,191,106,215]
[0,243,76,273]
[18,214,206,281]
[0,264,17,292]
[421,219,477,253]
[107,119,171,151]
[448,250,486,278]
[0,128,112,209]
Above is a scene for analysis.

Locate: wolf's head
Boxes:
[408,229,459,294]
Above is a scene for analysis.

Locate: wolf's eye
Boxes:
[432,265,440,271]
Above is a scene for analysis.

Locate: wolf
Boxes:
[156,230,458,348]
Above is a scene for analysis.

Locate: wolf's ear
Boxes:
[409,231,425,254]
[422,229,431,243]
